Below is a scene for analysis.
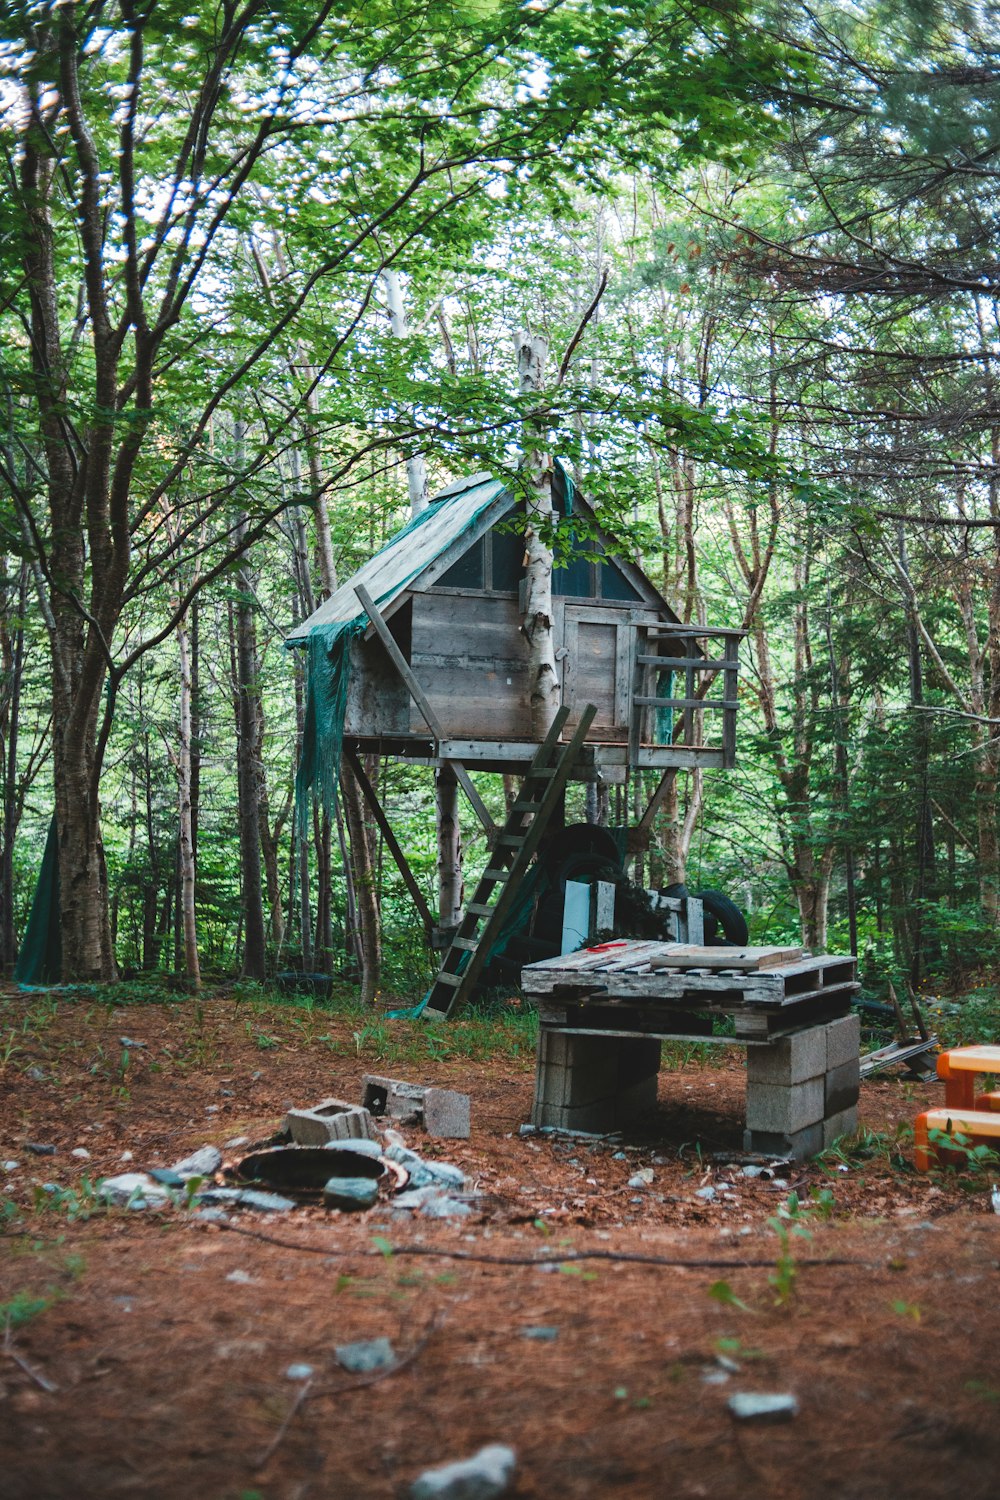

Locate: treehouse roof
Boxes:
[285,463,677,648]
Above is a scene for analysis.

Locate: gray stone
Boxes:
[728,1392,799,1422]
[410,1444,516,1500]
[195,1187,244,1204]
[195,1207,228,1222]
[420,1195,474,1219]
[628,1168,655,1188]
[226,1269,255,1283]
[284,1098,377,1145]
[520,1326,559,1341]
[323,1175,379,1211]
[324,1137,384,1158]
[745,1077,825,1135]
[695,1185,717,1201]
[171,1145,222,1178]
[150,1168,186,1188]
[424,1088,471,1139]
[26,1142,55,1156]
[3,1160,19,1171]
[745,1027,826,1087]
[517,1124,537,1137]
[824,1058,861,1116]
[385,1146,466,1191]
[825,1013,861,1070]
[336,1337,396,1373]
[27,1066,47,1082]
[71,1147,91,1159]
[286,1363,314,1380]
[119,1037,146,1048]
[237,1189,296,1212]
[98,1172,172,1208]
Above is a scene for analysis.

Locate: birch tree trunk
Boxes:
[233,511,267,982]
[515,330,560,738]
[383,269,428,517]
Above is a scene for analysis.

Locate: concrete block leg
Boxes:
[744,1016,861,1161]
[532,1031,661,1133]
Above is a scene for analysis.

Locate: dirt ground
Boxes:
[1,992,999,1500]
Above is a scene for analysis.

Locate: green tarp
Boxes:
[14,814,61,986]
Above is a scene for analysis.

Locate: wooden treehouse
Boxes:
[288,463,744,1016]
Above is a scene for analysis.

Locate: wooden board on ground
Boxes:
[648,944,804,971]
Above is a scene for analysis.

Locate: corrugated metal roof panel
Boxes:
[285,472,507,645]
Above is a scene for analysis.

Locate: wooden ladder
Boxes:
[423,703,597,1021]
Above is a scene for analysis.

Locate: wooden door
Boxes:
[560,606,635,740]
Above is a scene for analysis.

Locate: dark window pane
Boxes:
[599,556,643,602]
[490,525,523,593]
[438,537,484,589]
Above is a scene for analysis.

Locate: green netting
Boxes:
[293,487,504,834]
[14,814,61,986]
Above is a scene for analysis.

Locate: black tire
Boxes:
[694,889,750,947]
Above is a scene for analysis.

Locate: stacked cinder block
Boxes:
[531,1031,661,1132]
[362,1074,471,1139]
[743,1014,860,1160]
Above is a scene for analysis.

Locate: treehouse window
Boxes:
[438,537,485,590]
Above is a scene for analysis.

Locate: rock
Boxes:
[628,1169,654,1188]
[224,1136,250,1149]
[695,1186,717,1202]
[98,1173,172,1208]
[740,1165,765,1179]
[323,1176,379,1211]
[71,1147,91,1159]
[120,1150,134,1162]
[517,1124,537,1138]
[26,1142,55,1156]
[236,1189,296,1212]
[612,1151,626,1161]
[419,1195,473,1219]
[150,1168,187,1188]
[3,1160,19,1171]
[384,1148,466,1192]
[520,1326,559,1341]
[286,1363,314,1380]
[409,1443,516,1500]
[195,1207,228,1222]
[226,1269,254,1284]
[728,1393,799,1423]
[171,1146,222,1178]
[324,1137,384,1159]
[27,1067,46,1082]
[195,1187,245,1205]
[335,1337,396,1373]
[119,1037,146,1048]
[424,1088,471,1140]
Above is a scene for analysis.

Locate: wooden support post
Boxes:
[342,746,435,938]
[435,762,464,934]
[625,767,677,860]
[354,584,496,836]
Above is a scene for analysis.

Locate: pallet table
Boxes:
[521,940,861,1159]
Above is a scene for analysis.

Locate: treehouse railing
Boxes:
[628,622,744,770]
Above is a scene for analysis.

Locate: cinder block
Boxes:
[746,1026,826,1087]
[825,1014,861,1070]
[825,1058,861,1117]
[532,1030,661,1131]
[822,1105,859,1148]
[285,1098,377,1145]
[361,1074,425,1125]
[743,1123,824,1161]
[424,1088,471,1139]
[745,1077,825,1135]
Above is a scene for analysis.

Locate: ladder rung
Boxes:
[481,868,509,882]
[529,767,557,779]
[451,937,478,951]
[511,800,539,814]
[495,833,523,846]
[432,971,463,986]
[466,902,493,917]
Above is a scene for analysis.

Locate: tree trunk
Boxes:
[341,772,381,1003]
[233,527,267,981]
[516,330,560,738]
[383,269,428,516]
[435,763,464,932]
[176,612,200,989]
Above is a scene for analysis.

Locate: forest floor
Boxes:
[1,986,999,1500]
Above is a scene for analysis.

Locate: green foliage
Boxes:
[0,1291,52,1330]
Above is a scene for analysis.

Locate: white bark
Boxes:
[383,269,428,517]
[516,329,560,738]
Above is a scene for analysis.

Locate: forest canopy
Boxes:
[0,0,998,1003]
